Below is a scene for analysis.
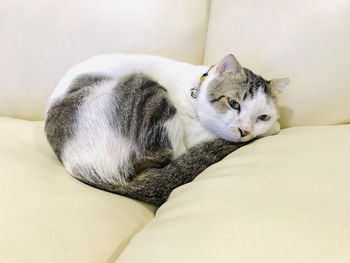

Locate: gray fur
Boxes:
[45,73,250,207]
[46,73,190,206]
[243,68,274,99]
[44,53,289,208]
[207,68,273,109]
[74,139,244,206]
[205,67,278,115]
[112,74,176,152]
[45,74,109,162]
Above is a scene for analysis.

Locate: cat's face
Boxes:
[196,54,289,143]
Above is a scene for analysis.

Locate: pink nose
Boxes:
[238,128,250,137]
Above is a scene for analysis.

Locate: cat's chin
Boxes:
[212,130,255,143]
[221,135,254,143]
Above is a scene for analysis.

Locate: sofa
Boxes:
[1,0,349,262]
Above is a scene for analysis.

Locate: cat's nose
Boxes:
[238,128,250,137]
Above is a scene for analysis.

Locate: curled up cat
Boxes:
[45,54,289,206]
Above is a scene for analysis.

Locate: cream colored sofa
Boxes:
[1,1,349,262]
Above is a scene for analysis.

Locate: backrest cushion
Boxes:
[0,0,210,120]
[204,0,350,128]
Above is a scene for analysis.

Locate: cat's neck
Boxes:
[144,56,209,120]
[149,59,218,146]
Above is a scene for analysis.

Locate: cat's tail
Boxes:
[72,139,244,207]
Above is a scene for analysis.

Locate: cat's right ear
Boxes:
[269,78,290,94]
[214,54,244,77]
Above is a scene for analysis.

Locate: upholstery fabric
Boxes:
[0,0,210,120]
[1,1,350,262]
[204,0,350,128]
[117,125,350,263]
[0,117,155,263]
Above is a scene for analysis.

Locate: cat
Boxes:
[45,53,289,206]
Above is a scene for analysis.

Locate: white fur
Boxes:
[62,81,134,184]
[196,73,280,143]
[237,89,280,140]
[49,54,217,184]
[48,53,282,184]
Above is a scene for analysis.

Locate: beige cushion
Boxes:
[0,117,155,263]
[0,0,210,121]
[117,125,350,263]
[204,0,350,128]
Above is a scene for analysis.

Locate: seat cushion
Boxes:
[117,125,350,263]
[0,117,155,263]
[0,0,210,120]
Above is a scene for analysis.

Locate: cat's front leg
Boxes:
[125,139,246,206]
[131,148,173,175]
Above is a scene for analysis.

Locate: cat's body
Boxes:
[45,54,289,206]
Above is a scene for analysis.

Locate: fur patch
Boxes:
[45,74,109,161]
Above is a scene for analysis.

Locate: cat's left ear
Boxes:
[214,54,244,77]
[268,78,290,94]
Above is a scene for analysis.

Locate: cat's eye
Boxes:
[228,99,241,111]
[258,115,271,121]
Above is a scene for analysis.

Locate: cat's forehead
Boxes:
[242,88,276,114]
[242,68,272,99]
[207,67,274,100]
[205,67,281,115]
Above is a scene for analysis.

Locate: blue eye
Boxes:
[228,99,241,111]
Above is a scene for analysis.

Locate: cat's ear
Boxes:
[214,54,244,77]
[269,78,290,94]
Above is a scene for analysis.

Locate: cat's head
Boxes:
[196,54,289,143]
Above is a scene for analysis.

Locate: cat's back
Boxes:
[47,53,186,109]
[44,54,184,185]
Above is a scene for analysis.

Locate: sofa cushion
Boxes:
[0,117,155,263]
[204,0,350,128]
[0,0,210,120]
[117,125,350,263]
